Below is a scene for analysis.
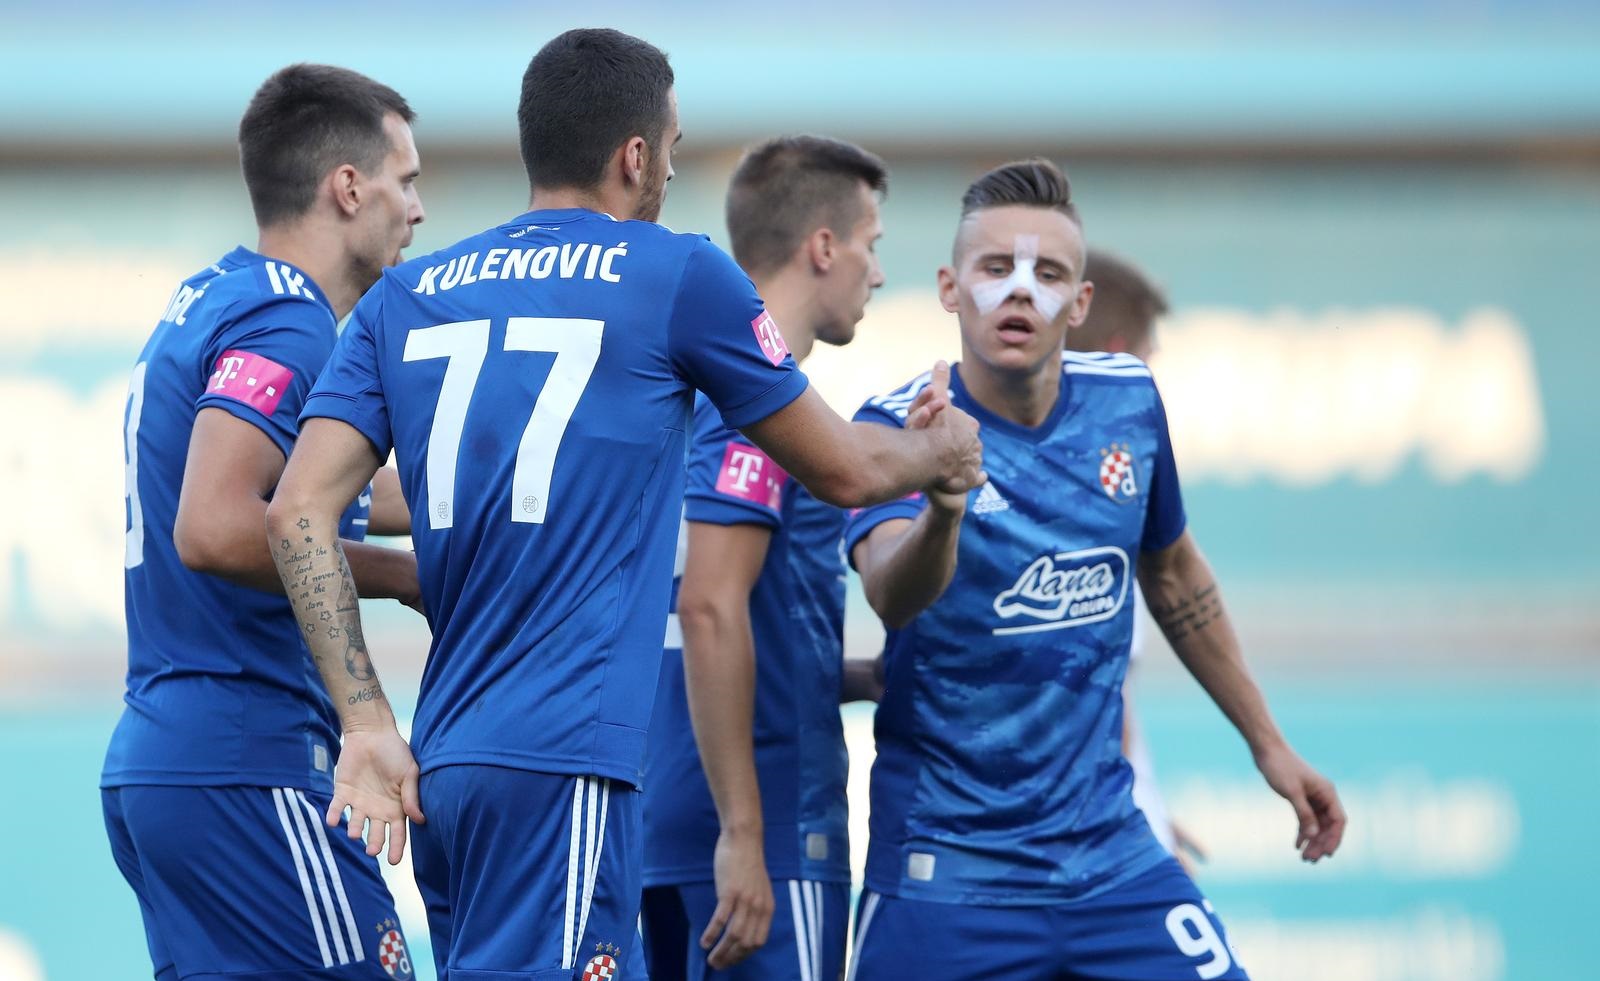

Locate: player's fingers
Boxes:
[387,817,408,866]
[402,770,426,826]
[699,900,732,951]
[1286,789,1319,857]
[345,808,368,842]
[929,359,950,397]
[325,795,348,829]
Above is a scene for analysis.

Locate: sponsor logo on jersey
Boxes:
[207,349,292,416]
[991,546,1129,634]
[972,480,1010,514]
[375,920,414,980]
[751,309,789,366]
[1098,442,1139,502]
[715,441,788,510]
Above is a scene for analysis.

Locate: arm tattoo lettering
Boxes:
[1148,581,1222,644]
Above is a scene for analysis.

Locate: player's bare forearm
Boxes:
[840,655,885,704]
[740,377,983,509]
[678,522,769,836]
[366,466,412,536]
[855,504,964,630]
[680,603,764,834]
[270,512,393,731]
[1138,531,1284,756]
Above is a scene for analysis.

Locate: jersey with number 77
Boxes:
[303,208,808,787]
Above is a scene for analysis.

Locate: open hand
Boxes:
[326,727,425,866]
[700,828,774,969]
[1255,743,1345,862]
[915,361,984,499]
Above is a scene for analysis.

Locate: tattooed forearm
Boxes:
[1148,581,1222,644]
[271,511,387,723]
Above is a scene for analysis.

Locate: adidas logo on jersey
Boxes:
[972,481,1010,514]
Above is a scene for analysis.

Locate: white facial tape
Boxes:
[970,234,1068,322]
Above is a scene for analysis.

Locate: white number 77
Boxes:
[403,317,604,529]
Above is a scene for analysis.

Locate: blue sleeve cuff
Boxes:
[194,396,295,460]
[714,369,810,431]
[843,498,927,570]
[1140,514,1188,553]
[684,493,782,530]
[300,392,392,460]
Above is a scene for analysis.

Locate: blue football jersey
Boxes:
[642,394,850,886]
[303,209,809,786]
[104,247,369,791]
[843,353,1187,905]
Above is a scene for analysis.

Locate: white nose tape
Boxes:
[970,234,1068,322]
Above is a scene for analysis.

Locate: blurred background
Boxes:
[1,1,1597,979]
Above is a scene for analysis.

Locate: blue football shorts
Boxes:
[102,784,416,981]
[410,766,644,981]
[641,878,848,981]
[847,856,1248,981]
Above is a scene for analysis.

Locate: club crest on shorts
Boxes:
[1098,443,1139,502]
[374,919,414,980]
[583,941,622,980]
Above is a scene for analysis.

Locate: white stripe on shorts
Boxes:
[575,777,610,961]
[845,891,881,981]
[296,790,364,962]
[788,880,814,981]
[271,788,334,967]
[281,787,351,964]
[564,778,584,970]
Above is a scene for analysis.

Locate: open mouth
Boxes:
[996,315,1036,342]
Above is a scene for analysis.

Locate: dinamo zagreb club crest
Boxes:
[1098,443,1139,502]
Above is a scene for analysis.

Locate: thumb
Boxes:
[1286,785,1318,849]
[402,769,426,825]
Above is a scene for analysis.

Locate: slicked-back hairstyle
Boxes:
[238,63,413,227]
[519,29,675,191]
[959,157,1080,227]
[1072,249,1170,351]
[725,135,889,276]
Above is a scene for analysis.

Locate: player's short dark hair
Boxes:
[960,157,1081,227]
[238,64,414,227]
[725,135,889,276]
[519,28,676,191]
[1073,249,1170,351]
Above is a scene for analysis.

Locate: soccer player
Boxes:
[844,160,1346,981]
[1066,249,1203,865]
[263,29,983,981]
[640,136,888,981]
[103,65,427,981]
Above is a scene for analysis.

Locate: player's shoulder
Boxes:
[202,248,334,327]
[1060,350,1155,386]
[860,368,937,424]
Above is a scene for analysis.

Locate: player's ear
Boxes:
[330,163,362,218]
[620,136,648,189]
[1066,280,1094,327]
[807,227,836,275]
[936,265,961,313]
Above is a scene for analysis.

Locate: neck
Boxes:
[256,221,363,321]
[957,349,1063,429]
[752,268,823,364]
[528,184,630,221]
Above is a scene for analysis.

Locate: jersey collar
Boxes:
[224,246,336,318]
[950,361,1074,444]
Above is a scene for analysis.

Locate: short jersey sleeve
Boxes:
[842,397,928,568]
[1141,384,1187,552]
[300,288,394,459]
[194,296,336,459]
[667,239,809,430]
[684,396,786,530]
